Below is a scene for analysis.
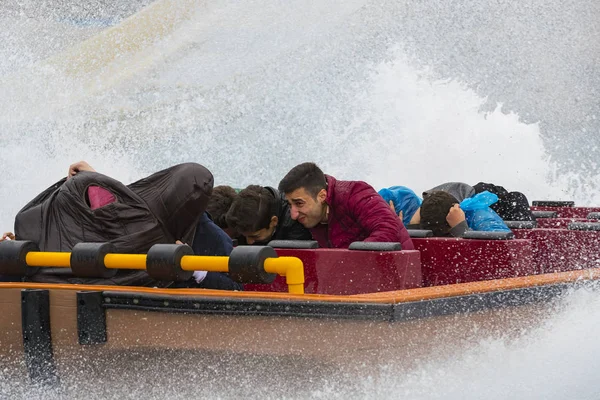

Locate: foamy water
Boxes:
[1,0,600,398]
[2,285,600,399]
[2,0,599,234]
[360,287,600,399]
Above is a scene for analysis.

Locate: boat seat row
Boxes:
[244,232,535,295]
[531,205,600,219]
[243,243,422,295]
[509,218,600,229]
[507,218,600,230]
[529,206,600,229]
[243,215,600,295]
[511,228,600,273]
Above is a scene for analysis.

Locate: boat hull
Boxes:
[1,269,598,387]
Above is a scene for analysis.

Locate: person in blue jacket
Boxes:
[379,182,510,237]
[378,186,423,228]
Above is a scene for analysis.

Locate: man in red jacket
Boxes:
[278,162,414,250]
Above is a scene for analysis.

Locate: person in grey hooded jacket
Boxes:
[381,182,510,237]
[4,161,241,289]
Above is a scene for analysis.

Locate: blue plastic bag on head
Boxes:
[378,186,422,226]
[459,191,510,232]
[459,191,498,211]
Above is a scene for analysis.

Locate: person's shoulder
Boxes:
[334,180,384,209]
[333,178,375,191]
[331,179,376,201]
[424,182,474,198]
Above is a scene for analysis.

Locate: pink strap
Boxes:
[88,186,116,210]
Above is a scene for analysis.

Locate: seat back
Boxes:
[243,247,422,295]
[412,237,535,286]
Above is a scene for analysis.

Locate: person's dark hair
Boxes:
[420,191,459,236]
[278,162,327,198]
[206,185,238,229]
[225,185,277,233]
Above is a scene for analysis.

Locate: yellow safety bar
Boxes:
[104,254,147,270]
[23,251,305,294]
[25,252,71,268]
[264,257,305,295]
[179,256,229,272]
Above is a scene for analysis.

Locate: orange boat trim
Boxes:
[2,267,598,304]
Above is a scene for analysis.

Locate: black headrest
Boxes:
[267,240,319,249]
[568,222,600,231]
[462,231,515,240]
[587,212,600,220]
[348,242,401,251]
[532,210,558,219]
[505,220,537,229]
[532,200,575,207]
[407,229,434,238]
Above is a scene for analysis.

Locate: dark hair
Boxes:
[206,185,238,229]
[278,162,327,198]
[420,191,459,236]
[225,185,277,233]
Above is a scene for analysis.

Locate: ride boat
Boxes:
[1,200,600,387]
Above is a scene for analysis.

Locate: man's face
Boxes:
[242,216,278,245]
[285,187,327,228]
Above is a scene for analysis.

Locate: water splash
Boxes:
[352,286,600,399]
[1,2,600,396]
[3,0,599,232]
[2,286,600,399]
[353,46,584,201]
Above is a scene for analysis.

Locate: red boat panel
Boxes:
[243,249,422,295]
[513,228,600,273]
[531,206,600,219]
[412,238,536,286]
[535,218,588,229]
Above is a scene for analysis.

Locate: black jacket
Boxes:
[14,163,213,286]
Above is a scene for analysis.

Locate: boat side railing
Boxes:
[0,241,306,294]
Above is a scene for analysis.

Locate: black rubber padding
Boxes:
[21,289,58,386]
[505,221,537,229]
[407,229,434,238]
[587,212,600,220]
[267,240,319,249]
[146,244,194,282]
[462,231,515,240]
[0,240,40,276]
[532,200,575,207]
[77,291,106,345]
[71,242,118,279]
[348,242,402,251]
[228,246,277,284]
[568,222,600,231]
[532,210,558,218]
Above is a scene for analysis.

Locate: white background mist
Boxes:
[1,2,600,397]
[2,0,597,230]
